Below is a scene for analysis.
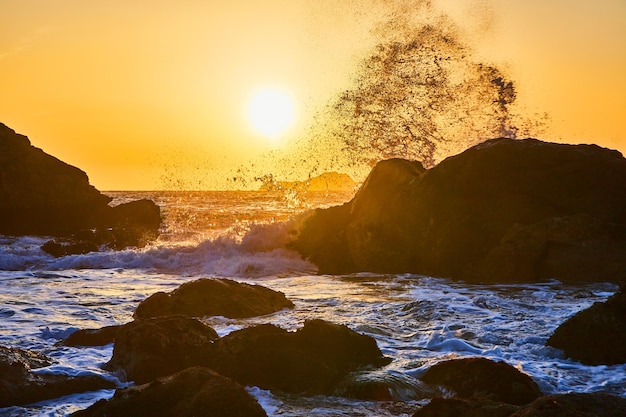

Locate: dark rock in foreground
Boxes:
[0,122,161,250]
[71,367,267,417]
[291,138,626,283]
[420,357,542,406]
[104,316,219,384]
[412,397,518,417]
[0,345,115,407]
[103,315,389,396]
[209,319,391,395]
[547,286,626,365]
[511,392,626,416]
[412,393,626,417]
[134,278,294,319]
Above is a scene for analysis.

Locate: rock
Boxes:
[0,122,161,249]
[510,392,626,417]
[71,367,267,417]
[291,138,626,283]
[62,325,121,347]
[133,278,294,319]
[0,345,114,407]
[420,357,542,405]
[103,316,219,384]
[547,287,626,365]
[412,397,518,417]
[412,392,626,417]
[209,319,391,395]
[470,214,626,283]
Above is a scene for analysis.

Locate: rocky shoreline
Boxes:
[1,123,625,415]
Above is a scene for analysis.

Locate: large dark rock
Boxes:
[291,138,626,282]
[547,287,626,365]
[0,122,161,249]
[103,316,219,384]
[134,278,294,319]
[71,367,267,417]
[209,319,391,395]
[0,345,115,407]
[420,357,542,406]
[412,393,626,417]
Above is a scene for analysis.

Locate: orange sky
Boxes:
[1,0,625,190]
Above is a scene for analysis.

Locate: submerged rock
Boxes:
[61,325,121,347]
[103,316,219,384]
[420,357,542,406]
[71,367,267,417]
[291,138,626,283]
[0,346,114,407]
[547,286,626,365]
[0,122,161,250]
[134,278,294,319]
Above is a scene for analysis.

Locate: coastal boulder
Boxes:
[420,357,542,405]
[133,278,294,319]
[292,138,626,283]
[103,316,219,384]
[0,122,161,249]
[209,319,391,395]
[71,367,267,417]
[547,286,626,365]
[412,393,626,417]
[0,346,114,407]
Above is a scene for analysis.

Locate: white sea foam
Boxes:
[1,192,625,416]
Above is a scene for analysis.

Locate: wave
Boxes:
[0,222,315,278]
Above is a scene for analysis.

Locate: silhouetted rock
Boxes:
[420,357,542,406]
[0,345,114,407]
[412,397,518,417]
[547,287,626,365]
[0,122,161,250]
[62,325,121,347]
[104,316,219,384]
[134,278,294,319]
[292,138,626,283]
[209,319,391,395]
[511,392,626,417]
[71,367,267,417]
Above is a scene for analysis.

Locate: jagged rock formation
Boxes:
[291,138,626,283]
[0,122,161,251]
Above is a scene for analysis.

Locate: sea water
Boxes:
[0,191,624,417]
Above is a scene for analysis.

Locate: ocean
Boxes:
[0,190,624,416]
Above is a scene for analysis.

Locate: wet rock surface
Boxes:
[547,286,626,365]
[71,367,267,417]
[134,277,294,319]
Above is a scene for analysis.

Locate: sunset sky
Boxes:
[1,0,625,190]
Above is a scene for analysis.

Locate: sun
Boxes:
[246,87,296,140]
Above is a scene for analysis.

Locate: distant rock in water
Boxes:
[291,138,626,283]
[259,172,357,192]
[0,122,161,250]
